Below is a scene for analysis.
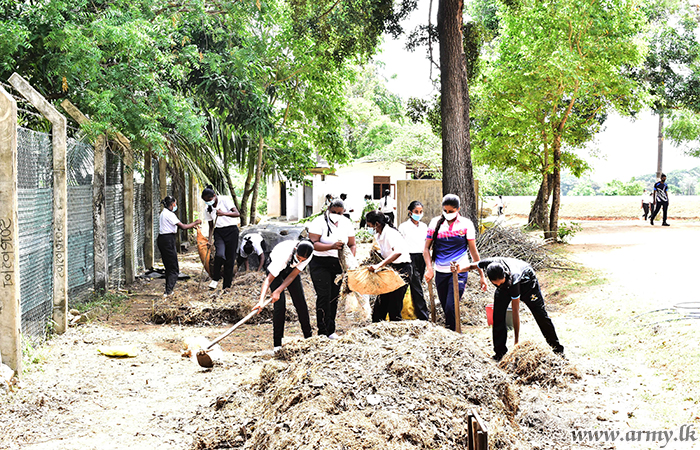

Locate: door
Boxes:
[280,182,287,217]
[304,184,313,218]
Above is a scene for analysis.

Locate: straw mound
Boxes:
[498,341,581,387]
[150,272,308,325]
[193,321,537,450]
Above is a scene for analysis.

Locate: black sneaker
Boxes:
[662,222,670,226]
[492,353,505,362]
[650,218,654,225]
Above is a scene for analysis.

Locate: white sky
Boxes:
[374,0,700,183]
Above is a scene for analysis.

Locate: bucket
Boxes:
[485,303,513,330]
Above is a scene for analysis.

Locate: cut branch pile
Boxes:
[476,226,568,270]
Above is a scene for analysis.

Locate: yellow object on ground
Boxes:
[97,346,138,357]
[401,289,417,320]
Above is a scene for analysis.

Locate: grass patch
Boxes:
[74,290,130,317]
[539,264,607,306]
[21,338,49,374]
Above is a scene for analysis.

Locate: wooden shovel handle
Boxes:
[452,271,461,333]
[206,298,272,350]
[428,279,437,324]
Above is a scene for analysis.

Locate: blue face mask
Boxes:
[172,206,178,212]
[411,213,423,221]
[204,199,215,206]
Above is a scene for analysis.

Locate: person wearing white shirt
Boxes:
[398,200,430,321]
[379,189,396,225]
[308,199,356,338]
[157,196,201,296]
[365,210,412,322]
[202,185,241,290]
[236,232,267,273]
[253,240,315,350]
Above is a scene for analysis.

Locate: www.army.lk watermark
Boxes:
[572,425,697,448]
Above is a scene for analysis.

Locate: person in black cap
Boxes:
[453,257,564,361]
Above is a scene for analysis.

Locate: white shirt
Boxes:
[377,225,411,264]
[379,195,395,213]
[307,213,355,258]
[159,209,180,234]
[642,192,653,204]
[398,219,428,254]
[239,233,265,258]
[267,240,313,278]
[204,195,239,228]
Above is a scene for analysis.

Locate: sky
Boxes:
[374,0,700,183]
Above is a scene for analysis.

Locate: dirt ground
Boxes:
[2,220,700,449]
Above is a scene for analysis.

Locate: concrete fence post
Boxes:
[60,100,108,293]
[123,145,135,284]
[10,73,68,334]
[144,150,154,270]
[0,86,22,374]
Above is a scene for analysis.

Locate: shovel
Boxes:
[196,298,273,368]
[452,271,462,333]
[427,279,437,324]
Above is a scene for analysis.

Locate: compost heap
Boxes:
[193,321,575,450]
[499,341,581,387]
[150,272,304,325]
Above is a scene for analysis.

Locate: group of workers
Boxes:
[158,187,565,361]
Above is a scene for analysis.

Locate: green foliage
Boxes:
[355,228,375,244]
[664,110,700,157]
[474,166,539,196]
[600,178,645,196]
[372,123,442,178]
[556,221,582,243]
[76,291,129,315]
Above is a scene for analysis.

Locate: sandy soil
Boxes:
[2,221,700,449]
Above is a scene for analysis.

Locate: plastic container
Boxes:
[485,303,513,330]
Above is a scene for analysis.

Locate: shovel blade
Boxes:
[196,349,214,368]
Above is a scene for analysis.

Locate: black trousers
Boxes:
[642,203,650,220]
[408,253,429,321]
[435,270,468,331]
[650,201,668,223]
[212,226,239,289]
[372,262,412,322]
[309,256,342,336]
[157,233,178,294]
[493,274,564,357]
[271,267,312,347]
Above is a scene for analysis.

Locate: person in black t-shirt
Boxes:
[453,257,564,361]
[650,173,670,226]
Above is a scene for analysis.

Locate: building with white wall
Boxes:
[267,159,409,222]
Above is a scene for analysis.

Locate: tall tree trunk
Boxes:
[438,0,478,226]
[239,149,256,227]
[656,113,664,180]
[249,136,265,225]
[528,173,552,230]
[547,138,562,240]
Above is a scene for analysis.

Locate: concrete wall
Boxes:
[397,179,443,225]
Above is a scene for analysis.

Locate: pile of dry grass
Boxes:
[150,272,302,325]
[476,226,567,270]
[193,322,577,450]
[498,341,581,387]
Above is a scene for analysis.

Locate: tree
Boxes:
[437,0,479,225]
[637,3,700,177]
[472,0,646,238]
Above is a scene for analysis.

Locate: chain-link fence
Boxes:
[15,126,169,342]
[16,127,54,341]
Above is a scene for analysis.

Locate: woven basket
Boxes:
[347,266,406,295]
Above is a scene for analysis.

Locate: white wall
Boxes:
[267,161,408,221]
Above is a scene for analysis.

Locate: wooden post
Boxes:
[10,73,68,334]
[0,86,22,374]
[158,158,167,200]
[144,150,154,270]
[452,271,462,333]
[188,173,195,224]
[123,146,135,284]
[60,100,108,292]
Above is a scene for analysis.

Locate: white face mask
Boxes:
[328,213,342,223]
[172,206,178,212]
[443,211,458,221]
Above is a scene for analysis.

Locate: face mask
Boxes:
[328,213,342,223]
[443,211,458,221]
[172,206,178,212]
[411,213,423,221]
[204,200,215,206]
